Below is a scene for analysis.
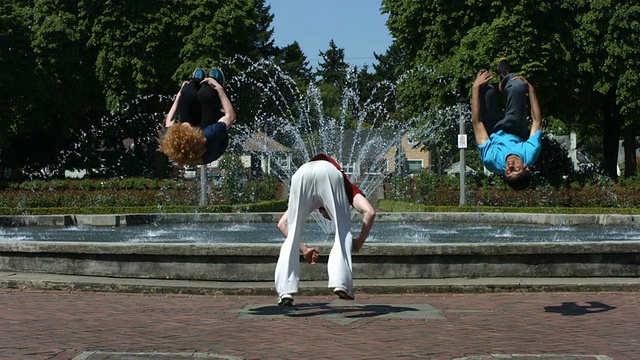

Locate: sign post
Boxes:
[457,96,467,206]
[200,165,207,206]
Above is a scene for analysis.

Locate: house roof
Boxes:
[242,131,290,152]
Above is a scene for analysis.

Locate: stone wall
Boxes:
[1,241,638,281]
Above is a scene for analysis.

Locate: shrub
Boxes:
[218,154,245,204]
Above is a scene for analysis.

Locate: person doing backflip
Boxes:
[275,154,376,307]
[471,58,543,190]
[158,67,236,166]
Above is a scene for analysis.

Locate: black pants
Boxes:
[478,73,529,140]
[178,80,222,127]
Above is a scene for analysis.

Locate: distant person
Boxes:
[471,58,542,190]
[275,154,376,307]
[158,67,235,166]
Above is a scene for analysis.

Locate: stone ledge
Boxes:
[1,212,639,227]
[2,272,640,295]
[1,241,639,281]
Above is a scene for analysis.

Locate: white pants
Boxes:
[274,161,354,297]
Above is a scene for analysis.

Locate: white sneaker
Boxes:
[333,288,354,300]
[277,294,294,307]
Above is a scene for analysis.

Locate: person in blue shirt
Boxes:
[159,68,236,166]
[471,58,542,190]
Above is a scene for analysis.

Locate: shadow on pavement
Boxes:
[249,302,419,318]
[544,301,616,316]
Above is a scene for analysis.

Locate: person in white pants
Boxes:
[275,154,376,306]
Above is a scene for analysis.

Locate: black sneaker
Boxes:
[192,68,206,82]
[333,288,355,300]
[209,67,225,86]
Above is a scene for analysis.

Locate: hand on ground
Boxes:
[302,247,320,265]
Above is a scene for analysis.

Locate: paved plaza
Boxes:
[0,277,638,360]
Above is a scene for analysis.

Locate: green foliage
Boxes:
[232,199,287,213]
[19,180,49,192]
[217,154,246,204]
[0,0,279,179]
[413,170,439,200]
[378,200,640,215]
[0,200,290,215]
[544,116,570,136]
[3,174,640,213]
[274,41,313,85]
[372,42,406,83]
[531,135,576,188]
[87,1,186,110]
[0,176,284,211]
[383,0,640,182]
[240,176,279,203]
[382,171,640,208]
[316,40,348,86]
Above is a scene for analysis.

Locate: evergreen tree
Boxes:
[274,41,313,86]
[315,39,348,86]
[373,42,405,84]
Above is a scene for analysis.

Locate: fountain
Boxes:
[2,215,640,244]
[219,57,418,232]
[1,59,640,285]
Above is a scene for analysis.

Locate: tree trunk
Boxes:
[623,127,637,177]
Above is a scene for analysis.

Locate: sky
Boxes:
[267,0,394,70]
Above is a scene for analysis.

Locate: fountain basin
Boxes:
[1,212,639,281]
[0,241,638,281]
[2,212,639,227]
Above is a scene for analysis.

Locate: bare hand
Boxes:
[302,247,320,265]
[512,75,531,90]
[201,77,222,91]
[352,237,365,253]
[473,69,493,89]
[178,81,188,93]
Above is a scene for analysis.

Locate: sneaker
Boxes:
[192,68,206,82]
[333,288,355,300]
[209,67,225,86]
[277,294,294,307]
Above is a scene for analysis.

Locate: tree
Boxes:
[567,0,640,179]
[0,0,282,178]
[385,0,575,114]
[0,1,40,175]
[252,0,277,60]
[85,1,184,112]
[315,39,348,86]
[177,0,274,79]
[373,41,405,84]
[0,0,108,177]
[274,41,313,86]
[79,0,186,177]
[218,153,245,204]
[382,0,604,185]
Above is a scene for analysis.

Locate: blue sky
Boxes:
[267,0,394,70]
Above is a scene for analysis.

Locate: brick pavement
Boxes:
[0,289,638,360]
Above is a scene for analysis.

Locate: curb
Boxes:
[2,273,640,295]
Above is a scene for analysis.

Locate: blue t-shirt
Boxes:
[478,130,542,174]
[201,121,229,164]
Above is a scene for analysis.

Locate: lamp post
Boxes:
[457,95,467,206]
[199,164,207,206]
